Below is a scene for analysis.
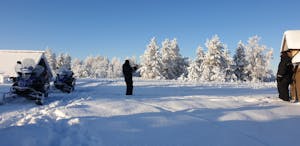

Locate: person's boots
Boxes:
[126,86,133,95]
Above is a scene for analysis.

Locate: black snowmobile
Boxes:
[54,68,76,93]
[1,59,50,105]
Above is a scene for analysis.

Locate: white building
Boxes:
[0,50,53,83]
[0,72,9,83]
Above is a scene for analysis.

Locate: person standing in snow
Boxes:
[277,51,293,101]
[122,60,137,95]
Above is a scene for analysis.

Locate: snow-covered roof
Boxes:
[0,50,52,77]
[281,30,300,52]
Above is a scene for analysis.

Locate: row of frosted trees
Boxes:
[44,49,125,78]
[45,34,275,82]
[139,35,274,82]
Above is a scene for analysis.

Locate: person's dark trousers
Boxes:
[126,80,133,95]
[277,78,290,101]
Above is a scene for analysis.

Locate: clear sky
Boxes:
[0,0,299,71]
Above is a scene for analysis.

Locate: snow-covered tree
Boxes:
[264,48,275,81]
[82,56,110,78]
[140,37,163,79]
[94,56,109,78]
[44,48,56,75]
[233,41,248,81]
[56,53,65,70]
[187,46,205,81]
[108,57,123,78]
[223,48,236,82]
[245,36,273,82]
[56,53,71,71]
[170,39,189,78]
[72,58,84,77]
[200,35,228,82]
[63,53,72,69]
[161,38,187,79]
[161,39,172,79]
[73,55,123,78]
[81,56,94,78]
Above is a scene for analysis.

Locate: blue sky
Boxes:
[0,0,299,71]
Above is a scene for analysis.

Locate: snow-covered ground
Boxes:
[0,78,299,146]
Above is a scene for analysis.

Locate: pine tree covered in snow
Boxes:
[187,46,205,81]
[201,35,229,81]
[223,48,236,82]
[140,37,163,79]
[245,36,274,82]
[44,48,57,75]
[170,39,189,78]
[161,39,172,79]
[161,38,187,79]
[233,41,248,81]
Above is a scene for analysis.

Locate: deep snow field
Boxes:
[0,78,299,146]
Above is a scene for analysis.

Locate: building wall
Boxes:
[0,74,9,84]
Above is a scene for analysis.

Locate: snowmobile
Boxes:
[1,59,50,105]
[53,68,76,93]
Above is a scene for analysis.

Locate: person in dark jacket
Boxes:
[122,60,137,95]
[277,51,293,101]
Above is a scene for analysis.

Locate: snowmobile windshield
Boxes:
[24,73,31,77]
[22,58,36,69]
[21,69,33,80]
[60,71,68,76]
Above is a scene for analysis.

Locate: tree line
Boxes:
[45,49,125,78]
[140,35,274,82]
[45,34,275,82]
